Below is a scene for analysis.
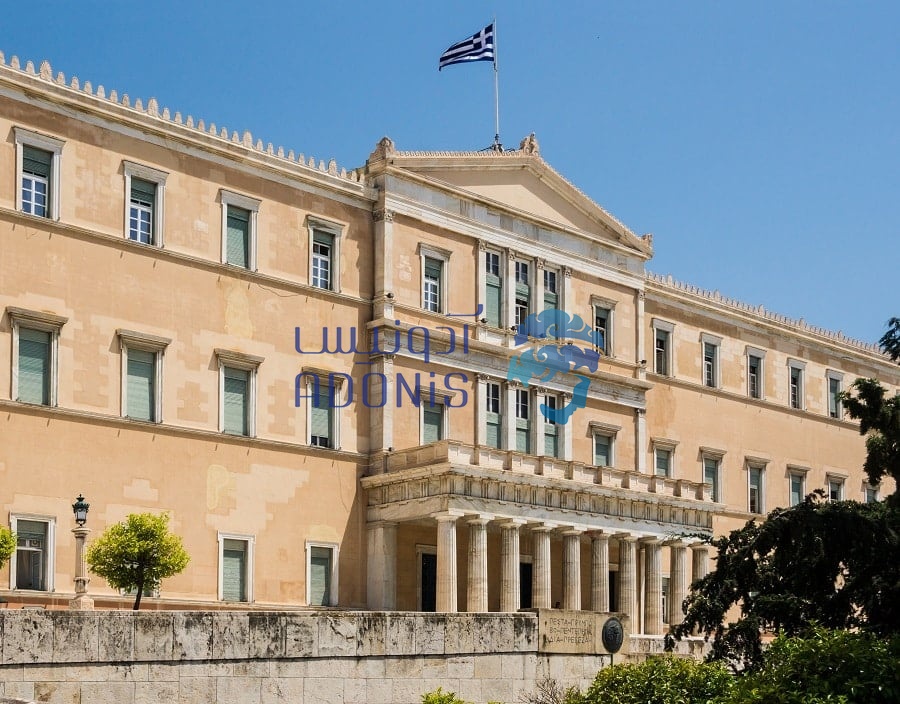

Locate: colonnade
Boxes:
[367,514,711,635]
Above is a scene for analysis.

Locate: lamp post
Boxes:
[69,494,94,610]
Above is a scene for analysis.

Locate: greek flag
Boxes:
[439,23,494,71]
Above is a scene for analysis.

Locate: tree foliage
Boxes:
[841,377,900,493]
[668,495,900,669]
[572,655,734,704]
[723,628,900,704]
[879,316,900,363]
[0,527,15,570]
[86,512,189,609]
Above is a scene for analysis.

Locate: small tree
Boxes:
[0,527,15,569]
[86,512,189,609]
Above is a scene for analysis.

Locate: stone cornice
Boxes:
[646,272,893,368]
[0,54,376,207]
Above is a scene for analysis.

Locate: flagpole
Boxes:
[493,17,501,150]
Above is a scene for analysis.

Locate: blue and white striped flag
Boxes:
[439,23,494,71]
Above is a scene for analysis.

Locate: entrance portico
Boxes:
[362,440,715,635]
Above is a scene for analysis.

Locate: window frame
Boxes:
[306,540,339,607]
[482,247,504,328]
[420,397,449,445]
[591,296,616,357]
[118,329,171,423]
[418,243,451,315]
[14,127,64,221]
[788,467,808,507]
[215,349,264,437]
[484,379,503,450]
[701,448,725,502]
[651,437,678,478]
[307,216,343,293]
[700,333,722,389]
[220,189,261,271]
[301,369,344,450]
[217,532,254,603]
[590,421,621,468]
[826,474,845,502]
[747,461,765,515]
[542,391,560,458]
[514,387,533,454]
[123,161,168,247]
[651,318,674,376]
[864,483,879,503]
[788,359,806,410]
[746,346,766,400]
[513,258,532,329]
[826,370,843,419]
[7,307,67,407]
[10,513,56,592]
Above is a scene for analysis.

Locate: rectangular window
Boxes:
[129,178,156,244]
[828,375,842,419]
[307,543,338,606]
[865,485,878,503]
[16,128,64,221]
[225,205,250,268]
[423,404,445,444]
[789,362,805,410]
[749,466,763,514]
[22,146,51,218]
[704,457,720,502]
[515,389,531,454]
[661,576,670,624]
[655,448,672,478]
[486,382,502,449]
[543,269,558,314]
[123,161,167,247]
[312,231,334,290]
[543,395,559,458]
[515,261,529,285]
[594,307,611,355]
[126,349,156,421]
[221,538,249,602]
[484,251,502,327]
[828,478,843,502]
[17,328,51,405]
[789,472,805,507]
[310,382,335,448]
[223,367,249,435]
[654,328,670,376]
[748,354,763,399]
[703,342,718,388]
[514,260,530,329]
[14,519,50,591]
[423,257,442,313]
[594,434,612,467]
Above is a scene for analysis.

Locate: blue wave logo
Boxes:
[506,309,602,425]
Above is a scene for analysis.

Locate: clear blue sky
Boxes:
[3,2,898,345]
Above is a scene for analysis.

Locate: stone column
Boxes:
[617,535,637,621]
[562,529,583,610]
[532,525,553,609]
[691,543,710,583]
[635,408,647,473]
[366,521,397,610]
[504,382,518,451]
[642,539,663,635]
[466,517,490,612]
[69,526,93,610]
[636,290,646,379]
[590,533,610,612]
[500,519,524,612]
[435,513,459,613]
[669,542,688,626]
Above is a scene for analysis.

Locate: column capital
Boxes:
[432,510,464,523]
[612,532,638,543]
[529,522,558,533]
[690,542,711,553]
[497,518,527,528]
[465,514,494,526]
[560,527,585,537]
[663,538,687,548]
[367,520,398,530]
[373,208,394,223]
[588,531,610,541]
[640,536,664,546]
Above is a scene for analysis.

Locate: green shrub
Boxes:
[421,688,468,704]
[575,655,734,704]
[723,627,900,704]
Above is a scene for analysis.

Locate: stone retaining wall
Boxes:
[0,611,698,704]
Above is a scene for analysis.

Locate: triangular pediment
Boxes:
[368,136,650,257]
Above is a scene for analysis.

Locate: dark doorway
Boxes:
[608,570,618,612]
[520,561,533,608]
[420,552,437,611]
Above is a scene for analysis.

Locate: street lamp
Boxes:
[69,493,94,610]
[72,494,90,527]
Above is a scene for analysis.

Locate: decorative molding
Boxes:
[6,306,68,331]
[373,208,394,223]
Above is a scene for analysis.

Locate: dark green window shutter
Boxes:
[222,539,247,601]
[423,407,443,444]
[226,206,250,268]
[310,390,333,448]
[223,367,249,435]
[595,435,611,466]
[485,277,502,327]
[544,428,558,458]
[23,146,51,178]
[309,546,332,605]
[126,349,155,421]
[18,328,50,404]
[424,258,442,280]
[486,412,501,449]
[130,177,156,206]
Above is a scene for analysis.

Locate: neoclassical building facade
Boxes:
[1,55,896,638]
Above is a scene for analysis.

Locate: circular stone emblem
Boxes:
[601,616,624,653]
